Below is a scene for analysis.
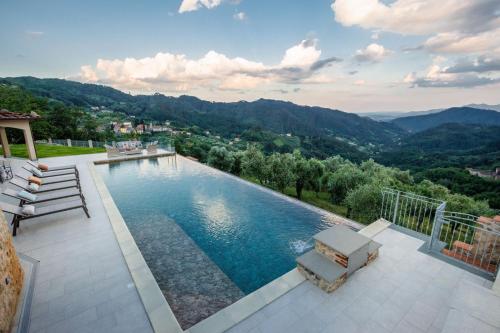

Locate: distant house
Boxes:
[467,167,500,180]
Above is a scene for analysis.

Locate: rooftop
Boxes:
[2,154,500,333]
[0,109,39,121]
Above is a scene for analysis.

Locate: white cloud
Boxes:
[331,0,500,55]
[78,39,341,92]
[233,12,246,21]
[354,43,391,63]
[423,28,500,54]
[280,39,321,68]
[354,79,365,85]
[178,0,222,13]
[25,31,44,39]
[371,31,379,40]
[403,57,500,88]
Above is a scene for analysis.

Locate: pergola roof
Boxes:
[0,109,39,121]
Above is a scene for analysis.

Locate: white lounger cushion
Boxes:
[29,183,40,192]
[18,190,37,202]
[22,205,35,216]
[31,167,43,177]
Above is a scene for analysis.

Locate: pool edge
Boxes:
[88,161,183,333]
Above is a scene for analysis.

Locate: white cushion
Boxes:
[28,183,40,192]
[18,190,37,202]
[31,167,43,177]
[22,205,35,216]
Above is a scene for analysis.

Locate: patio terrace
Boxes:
[2,154,500,333]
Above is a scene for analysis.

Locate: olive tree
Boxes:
[292,150,312,200]
[267,152,295,193]
[242,145,268,184]
[207,146,234,171]
[308,158,325,197]
[324,164,368,204]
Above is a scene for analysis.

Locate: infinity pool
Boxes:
[96,156,342,327]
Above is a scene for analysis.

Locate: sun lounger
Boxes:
[22,164,77,178]
[16,170,79,186]
[10,178,79,193]
[2,188,85,205]
[27,160,77,172]
[0,199,89,236]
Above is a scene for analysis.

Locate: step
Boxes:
[314,224,371,274]
[367,240,382,264]
[296,250,347,293]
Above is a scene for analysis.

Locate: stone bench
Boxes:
[296,251,347,293]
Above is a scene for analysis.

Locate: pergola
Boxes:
[0,109,39,161]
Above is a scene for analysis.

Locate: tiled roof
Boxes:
[0,109,39,120]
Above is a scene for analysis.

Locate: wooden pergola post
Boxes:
[0,127,11,158]
[0,109,40,161]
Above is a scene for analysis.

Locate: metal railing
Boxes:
[380,188,445,235]
[381,187,499,278]
[431,211,500,278]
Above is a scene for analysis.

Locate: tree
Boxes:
[292,150,312,200]
[207,146,234,171]
[242,145,267,184]
[267,152,295,193]
[345,183,382,222]
[230,151,245,176]
[308,158,325,197]
[325,164,368,203]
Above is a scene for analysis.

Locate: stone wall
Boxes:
[0,211,23,333]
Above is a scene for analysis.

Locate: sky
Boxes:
[1,0,499,112]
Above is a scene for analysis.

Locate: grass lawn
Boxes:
[0,144,105,159]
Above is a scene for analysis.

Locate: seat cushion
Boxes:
[18,190,37,202]
[21,205,35,216]
[31,167,43,177]
[28,176,42,185]
[38,163,49,171]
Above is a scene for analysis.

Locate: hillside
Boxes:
[391,107,500,132]
[0,77,404,147]
[377,123,500,172]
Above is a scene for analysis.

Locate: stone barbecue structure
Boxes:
[0,211,24,332]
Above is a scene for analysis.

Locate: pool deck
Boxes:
[3,154,500,333]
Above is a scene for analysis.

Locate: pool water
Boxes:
[97,156,338,294]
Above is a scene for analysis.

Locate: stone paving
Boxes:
[4,154,153,333]
[226,227,500,333]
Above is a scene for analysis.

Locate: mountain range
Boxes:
[1,76,499,168]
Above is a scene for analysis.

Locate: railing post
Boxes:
[48,138,52,144]
[67,139,72,147]
[392,191,400,225]
[88,140,93,148]
[428,202,445,251]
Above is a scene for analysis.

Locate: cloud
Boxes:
[78,39,341,91]
[354,79,365,85]
[423,28,500,54]
[233,12,246,21]
[354,43,391,63]
[331,0,500,55]
[25,31,44,39]
[403,58,500,88]
[178,0,222,13]
[444,55,500,74]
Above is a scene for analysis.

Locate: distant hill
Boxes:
[377,123,500,171]
[391,107,500,132]
[0,76,404,146]
[465,103,500,112]
[361,108,443,121]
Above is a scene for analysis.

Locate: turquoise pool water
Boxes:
[96,156,338,294]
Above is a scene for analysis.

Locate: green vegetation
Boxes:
[207,145,495,224]
[0,144,104,158]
